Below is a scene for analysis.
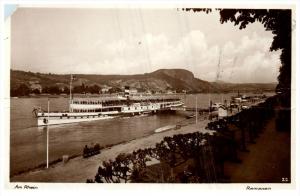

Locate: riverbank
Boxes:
[11,118,211,182]
[10,91,275,99]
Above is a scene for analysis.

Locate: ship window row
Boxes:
[72,102,179,113]
[73,101,103,105]
[72,99,180,106]
[59,115,103,119]
[73,108,121,113]
[125,105,156,111]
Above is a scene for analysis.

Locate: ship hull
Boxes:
[37,113,115,126]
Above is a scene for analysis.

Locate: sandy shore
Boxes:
[11,118,211,182]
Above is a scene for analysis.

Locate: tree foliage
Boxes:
[95,151,152,183]
[73,83,101,94]
[10,84,31,96]
[184,8,291,96]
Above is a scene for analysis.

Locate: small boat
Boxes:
[154,125,176,133]
[241,105,250,110]
[186,114,196,119]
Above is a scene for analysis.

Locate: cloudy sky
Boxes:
[11,8,281,83]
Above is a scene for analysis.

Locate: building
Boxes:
[166,90,176,94]
[124,86,138,97]
[56,83,69,93]
[101,86,111,94]
[29,81,42,93]
[129,88,138,95]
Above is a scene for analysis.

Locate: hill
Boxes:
[10,69,277,95]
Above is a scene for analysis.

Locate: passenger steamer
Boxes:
[34,78,184,126]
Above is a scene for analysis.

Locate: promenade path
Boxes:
[224,116,291,183]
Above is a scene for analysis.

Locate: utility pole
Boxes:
[69,74,72,112]
[46,98,49,168]
[195,95,198,124]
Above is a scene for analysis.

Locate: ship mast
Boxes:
[69,74,73,112]
[216,49,222,82]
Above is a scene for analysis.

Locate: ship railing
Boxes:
[38,110,69,113]
[71,98,182,107]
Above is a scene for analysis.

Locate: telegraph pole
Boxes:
[69,74,72,112]
[46,99,49,168]
[195,95,198,124]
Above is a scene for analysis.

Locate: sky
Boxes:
[11,8,281,83]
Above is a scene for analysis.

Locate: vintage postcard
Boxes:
[1,0,298,195]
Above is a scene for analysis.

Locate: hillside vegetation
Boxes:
[10,69,276,96]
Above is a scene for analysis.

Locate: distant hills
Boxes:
[10,69,277,95]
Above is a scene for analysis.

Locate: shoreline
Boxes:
[10,115,197,178]
[10,91,275,99]
[10,98,266,182]
[11,117,210,182]
[10,115,196,177]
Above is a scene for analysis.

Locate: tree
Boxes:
[63,86,69,94]
[48,86,60,95]
[150,132,216,182]
[95,151,152,183]
[42,86,49,94]
[31,88,41,94]
[73,83,87,94]
[12,84,30,96]
[184,8,292,103]
[73,86,82,94]
[219,9,291,94]
[108,87,122,94]
[93,132,224,183]
[88,84,101,94]
[130,148,152,182]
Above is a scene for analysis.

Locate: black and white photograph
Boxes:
[1,1,298,192]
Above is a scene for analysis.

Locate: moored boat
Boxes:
[33,76,184,126]
[35,96,184,126]
[154,125,176,133]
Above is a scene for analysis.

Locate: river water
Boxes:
[10,93,274,176]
